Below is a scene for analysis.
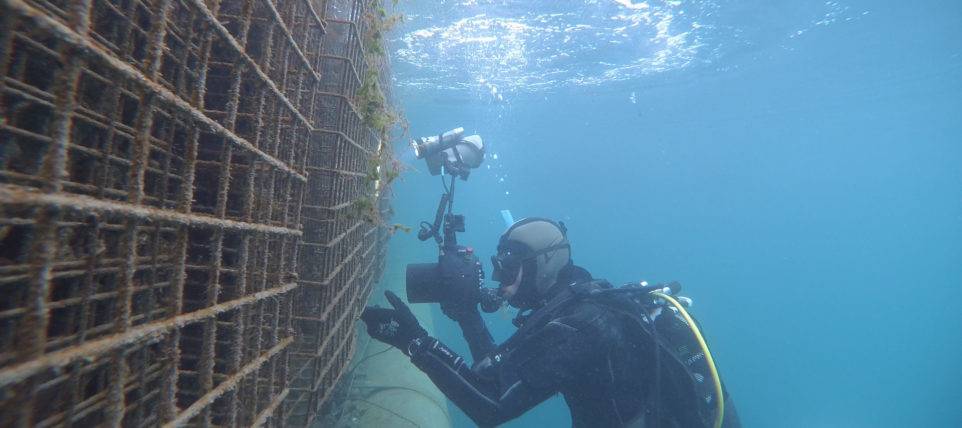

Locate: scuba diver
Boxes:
[361,218,741,427]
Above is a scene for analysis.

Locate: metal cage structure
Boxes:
[0,0,391,426]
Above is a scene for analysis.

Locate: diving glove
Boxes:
[361,290,428,354]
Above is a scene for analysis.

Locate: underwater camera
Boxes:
[406,248,502,313]
[405,127,502,313]
[411,127,485,180]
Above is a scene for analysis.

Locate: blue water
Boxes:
[383,1,962,426]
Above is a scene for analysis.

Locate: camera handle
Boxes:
[417,174,464,252]
[412,172,506,315]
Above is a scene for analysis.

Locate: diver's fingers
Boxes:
[385,290,407,312]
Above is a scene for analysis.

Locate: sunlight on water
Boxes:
[393,0,870,94]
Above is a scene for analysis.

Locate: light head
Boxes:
[411,127,485,180]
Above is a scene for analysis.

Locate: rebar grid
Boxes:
[282,0,392,425]
[1,0,392,425]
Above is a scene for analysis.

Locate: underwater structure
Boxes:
[0,0,402,425]
[314,274,451,427]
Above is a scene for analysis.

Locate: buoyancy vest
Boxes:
[516,279,727,428]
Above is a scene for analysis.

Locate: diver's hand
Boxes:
[361,291,428,353]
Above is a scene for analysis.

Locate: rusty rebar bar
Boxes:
[1,0,391,425]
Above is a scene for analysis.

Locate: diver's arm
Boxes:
[409,316,595,426]
[362,291,536,425]
[454,309,496,361]
[408,337,555,427]
[440,301,496,362]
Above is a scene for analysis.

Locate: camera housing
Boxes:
[406,247,483,305]
[406,247,503,313]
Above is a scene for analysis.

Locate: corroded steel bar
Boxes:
[0,281,298,389]
[259,0,323,82]
[315,90,367,127]
[315,129,374,158]
[107,5,178,412]
[314,328,355,405]
[0,184,301,236]
[1,0,394,425]
[253,387,289,427]
[183,0,318,127]
[0,12,13,105]
[163,337,294,427]
[2,0,308,182]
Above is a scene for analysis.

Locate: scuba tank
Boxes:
[497,279,732,428]
[580,281,728,428]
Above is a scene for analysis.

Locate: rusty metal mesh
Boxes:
[0,0,390,426]
[283,0,392,425]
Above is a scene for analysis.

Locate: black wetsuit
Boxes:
[407,265,741,427]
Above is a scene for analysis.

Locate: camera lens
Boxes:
[405,263,441,303]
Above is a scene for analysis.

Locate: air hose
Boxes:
[651,292,724,428]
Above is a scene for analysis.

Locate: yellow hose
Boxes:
[651,292,724,428]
